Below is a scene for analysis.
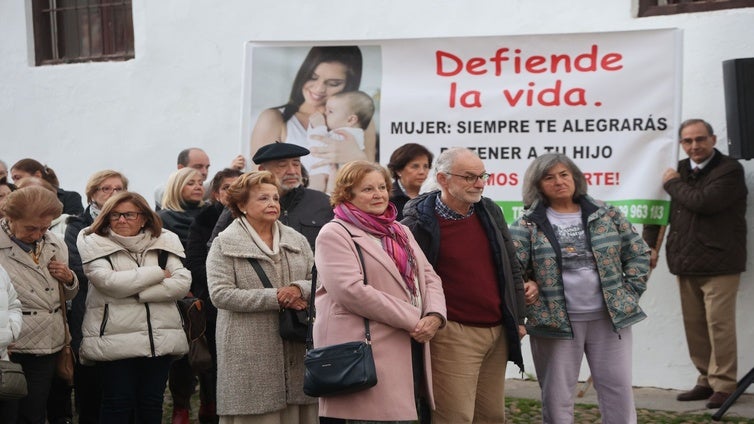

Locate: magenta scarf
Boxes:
[334,202,417,295]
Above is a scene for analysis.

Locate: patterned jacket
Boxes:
[509,195,650,339]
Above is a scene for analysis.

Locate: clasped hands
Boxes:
[277,285,307,310]
[410,314,443,344]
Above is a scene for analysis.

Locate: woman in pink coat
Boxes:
[314,160,446,423]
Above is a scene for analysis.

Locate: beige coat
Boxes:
[0,229,78,354]
[207,219,315,416]
[76,229,190,361]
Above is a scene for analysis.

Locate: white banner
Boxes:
[242,29,682,224]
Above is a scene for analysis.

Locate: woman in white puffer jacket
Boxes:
[0,265,22,360]
[77,191,190,424]
[0,264,23,417]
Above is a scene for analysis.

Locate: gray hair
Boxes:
[434,147,472,175]
[678,118,714,138]
[522,153,588,208]
[423,147,475,193]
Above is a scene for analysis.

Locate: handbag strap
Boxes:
[157,249,169,269]
[307,221,371,350]
[247,258,273,289]
[57,280,72,345]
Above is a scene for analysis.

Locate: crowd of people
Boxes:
[0,100,745,424]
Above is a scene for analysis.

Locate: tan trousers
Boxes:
[430,321,508,424]
[678,274,740,393]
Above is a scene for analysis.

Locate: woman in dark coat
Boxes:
[185,168,241,424]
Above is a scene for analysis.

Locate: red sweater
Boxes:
[435,214,503,326]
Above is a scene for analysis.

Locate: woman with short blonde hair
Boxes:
[158,167,205,248]
[162,168,205,212]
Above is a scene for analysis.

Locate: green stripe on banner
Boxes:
[495,199,670,225]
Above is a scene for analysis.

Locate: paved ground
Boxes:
[507,378,754,421]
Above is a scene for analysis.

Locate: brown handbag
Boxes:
[56,282,75,386]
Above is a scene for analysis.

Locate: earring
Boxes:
[242,210,247,215]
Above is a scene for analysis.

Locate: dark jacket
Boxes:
[185,202,223,324]
[210,186,333,251]
[401,190,526,371]
[58,187,84,216]
[158,203,203,249]
[64,205,95,352]
[390,183,411,221]
[643,149,747,276]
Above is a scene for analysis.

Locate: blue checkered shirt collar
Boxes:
[434,195,475,220]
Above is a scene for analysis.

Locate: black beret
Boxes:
[252,142,310,165]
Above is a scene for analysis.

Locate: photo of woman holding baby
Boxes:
[249,45,379,193]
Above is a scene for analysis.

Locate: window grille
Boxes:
[32,0,134,65]
[639,0,754,16]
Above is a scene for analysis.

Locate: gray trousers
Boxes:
[531,316,636,424]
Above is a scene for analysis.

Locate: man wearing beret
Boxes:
[209,142,333,250]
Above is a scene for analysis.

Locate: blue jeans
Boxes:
[99,356,173,424]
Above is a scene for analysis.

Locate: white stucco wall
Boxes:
[1,0,753,392]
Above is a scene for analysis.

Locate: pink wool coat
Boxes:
[313,219,446,421]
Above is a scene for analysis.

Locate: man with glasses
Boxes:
[402,147,526,424]
[643,119,747,409]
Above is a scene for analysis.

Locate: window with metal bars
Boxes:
[638,0,754,17]
[31,0,134,65]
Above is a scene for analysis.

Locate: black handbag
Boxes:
[247,258,309,342]
[303,223,378,397]
[159,250,213,373]
[176,297,213,373]
[0,360,28,400]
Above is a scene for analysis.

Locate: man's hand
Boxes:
[230,155,246,171]
[662,168,680,184]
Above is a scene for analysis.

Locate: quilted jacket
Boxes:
[643,150,747,276]
[76,229,190,362]
[0,229,78,354]
[509,196,650,339]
